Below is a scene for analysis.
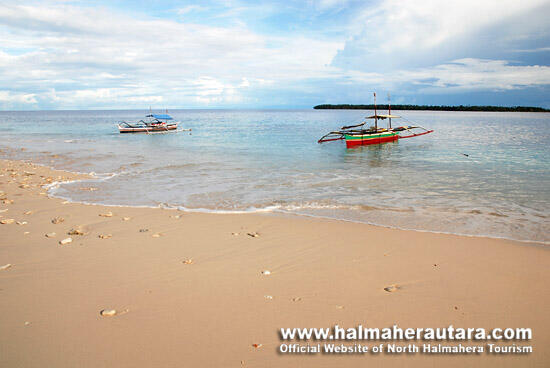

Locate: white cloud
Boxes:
[0,91,37,109]
[400,58,550,91]
[0,1,549,108]
[0,2,344,108]
[351,0,549,53]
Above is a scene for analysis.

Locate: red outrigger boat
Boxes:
[118,114,179,133]
[318,93,433,148]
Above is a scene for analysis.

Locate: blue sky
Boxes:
[0,0,549,109]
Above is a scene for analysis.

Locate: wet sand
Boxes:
[0,158,548,367]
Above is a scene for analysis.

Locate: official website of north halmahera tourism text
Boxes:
[278,325,533,355]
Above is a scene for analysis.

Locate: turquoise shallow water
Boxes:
[1,109,548,243]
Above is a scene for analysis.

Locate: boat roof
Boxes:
[366,114,401,119]
[146,114,173,120]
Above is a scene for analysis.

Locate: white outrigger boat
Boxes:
[117,113,190,134]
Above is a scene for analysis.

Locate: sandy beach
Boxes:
[0,158,548,367]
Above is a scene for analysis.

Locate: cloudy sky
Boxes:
[1,0,549,110]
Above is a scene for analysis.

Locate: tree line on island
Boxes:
[313,104,550,112]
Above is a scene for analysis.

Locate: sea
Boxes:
[0,109,548,244]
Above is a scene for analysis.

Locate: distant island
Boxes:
[313,104,550,112]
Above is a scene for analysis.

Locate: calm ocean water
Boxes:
[1,109,548,243]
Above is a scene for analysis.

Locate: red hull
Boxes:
[345,134,398,148]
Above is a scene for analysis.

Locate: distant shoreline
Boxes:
[313,104,550,112]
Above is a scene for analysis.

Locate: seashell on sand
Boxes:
[51,217,64,224]
[68,228,85,235]
[59,237,73,245]
[100,309,117,317]
[384,285,399,293]
[100,308,129,317]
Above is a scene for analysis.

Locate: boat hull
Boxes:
[118,124,178,133]
[344,132,398,148]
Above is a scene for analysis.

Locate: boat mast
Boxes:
[388,93,392,129]
[373,92,378,130]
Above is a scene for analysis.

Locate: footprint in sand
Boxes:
[384,284,399,293]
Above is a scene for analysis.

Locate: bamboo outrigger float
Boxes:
[318,93,433,148]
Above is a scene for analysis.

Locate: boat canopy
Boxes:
[366,114,401,119]
[146,114,173,120]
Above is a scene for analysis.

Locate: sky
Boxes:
[0,0,549,110]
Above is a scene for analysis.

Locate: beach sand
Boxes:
[0,158,548,367]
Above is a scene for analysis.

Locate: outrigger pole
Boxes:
[388,93,392,129]
[373,92,378,130]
